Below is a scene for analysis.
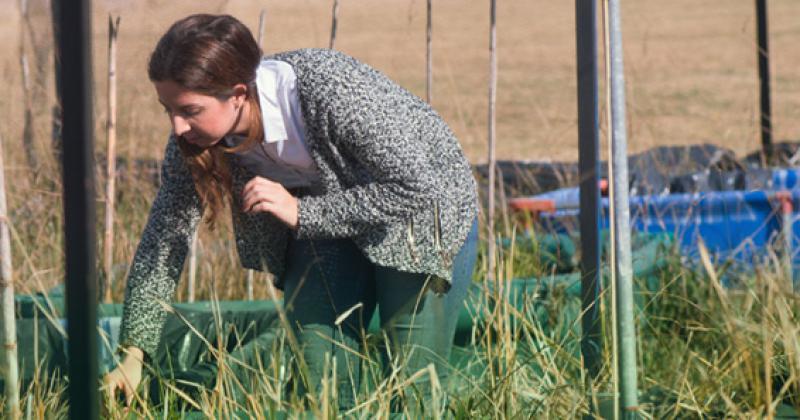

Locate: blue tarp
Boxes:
[529,169,800,284]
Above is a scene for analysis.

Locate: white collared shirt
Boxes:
[225,59,320,189]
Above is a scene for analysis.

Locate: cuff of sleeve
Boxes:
[295,196,322,239]
[116,336,156,364]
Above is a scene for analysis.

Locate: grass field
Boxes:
[12,232,800,418]
[2,0,800,418]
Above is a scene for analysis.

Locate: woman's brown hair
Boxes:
[148,14,263,227]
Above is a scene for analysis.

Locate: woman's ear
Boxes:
[232,83,248,107]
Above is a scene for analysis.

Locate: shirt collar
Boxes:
[256,60,288,143]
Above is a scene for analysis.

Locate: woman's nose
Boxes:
[171,115,191,136]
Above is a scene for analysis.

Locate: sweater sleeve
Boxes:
[295,60,437,240]
[118,136,202,358]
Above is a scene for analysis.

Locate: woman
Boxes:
[105,14,478,409]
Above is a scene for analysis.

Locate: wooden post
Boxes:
[329,0,339,50]
[487,0,497,281]
[18,0,37,173]
[426,0,432,104]
[50,0,63,159]
[103,16,120,303]
[257,9,267,50]
[0,134,20,419]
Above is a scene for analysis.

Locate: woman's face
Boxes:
[154,80,243,148]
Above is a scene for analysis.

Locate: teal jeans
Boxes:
[283,219,479,409]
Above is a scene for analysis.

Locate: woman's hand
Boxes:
[103,347,144,407]
[242,176,299,229]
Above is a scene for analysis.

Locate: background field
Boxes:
[1,0,799,166]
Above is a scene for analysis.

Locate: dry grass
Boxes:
[11,234,800,418]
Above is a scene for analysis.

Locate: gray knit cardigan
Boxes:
[119,48,479,357]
